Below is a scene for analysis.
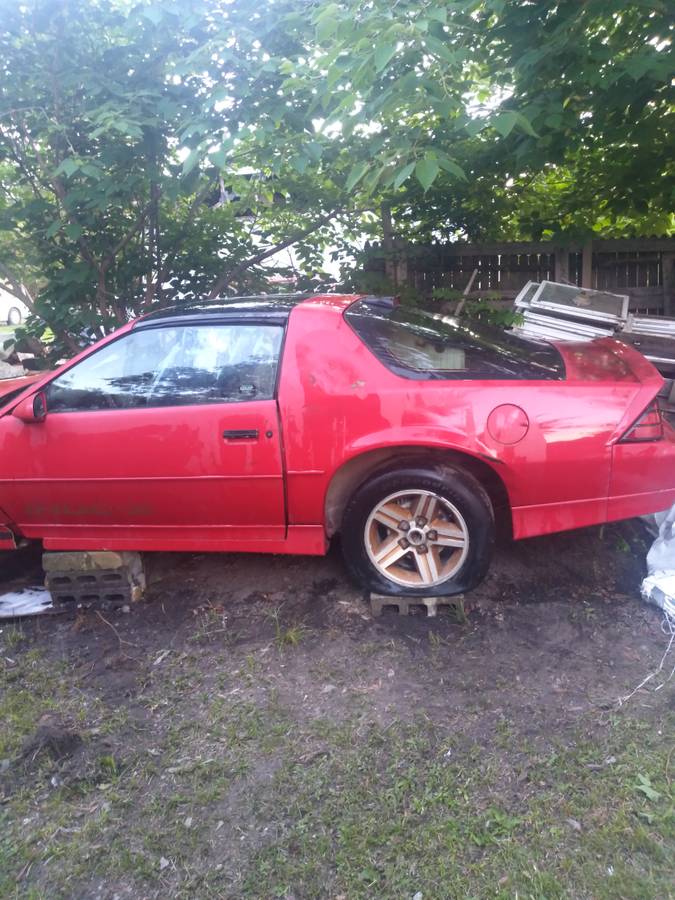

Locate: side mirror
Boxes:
[13,392,48,423]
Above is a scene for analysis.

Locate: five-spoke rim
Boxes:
[364,489,470,588]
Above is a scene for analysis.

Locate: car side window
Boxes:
[46,323,283,413]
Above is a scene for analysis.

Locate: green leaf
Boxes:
[54,158,80,178]
[393,161,415,190]
[64,223,83,240]
[415,157,440,192]
[424,35,458,64]
[345,161,369,192]
[427,7,447,24]
[182,148,201,176]
[291,155,309,175]
[466,118,487,137]
[315,2,340,22]
[493,111,518,138]
[437,156,466,180]
[514,111,538,138]
[45,220,62,238]
[112,120,143,140]
[374,43,396,73]
[80,163,102,180]
[315,3,340,40]
[142,7,163,26]
[316,17,338,40]
[635,774,661,802]
[209,149,228,169]
[304,141,323,163]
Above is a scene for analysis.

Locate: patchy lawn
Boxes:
[1,522,673,899]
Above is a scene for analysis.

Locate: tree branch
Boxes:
[207,208,344,299]
[0,260,35,311]
[143,179,217,309]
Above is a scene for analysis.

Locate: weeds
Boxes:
[265,605,308,649]
[189,602,229,644]
[1,624,25,649]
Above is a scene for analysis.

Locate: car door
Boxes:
[0,320,287,550]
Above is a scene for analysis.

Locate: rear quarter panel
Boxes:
[279,302,644,539]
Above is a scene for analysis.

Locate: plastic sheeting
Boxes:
[617,504,675,705]
[0,587,53,618]
[642,503,675,617]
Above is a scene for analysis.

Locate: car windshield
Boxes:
[345,298,565,381]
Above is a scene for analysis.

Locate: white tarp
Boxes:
[642,503,675,617]
[618,504,675,705]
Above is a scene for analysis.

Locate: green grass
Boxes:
[1,633,673,899]
[235,718,674,900]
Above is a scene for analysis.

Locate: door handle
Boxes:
[222,429,259,440]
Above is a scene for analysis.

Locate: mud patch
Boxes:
[19,715,83,765]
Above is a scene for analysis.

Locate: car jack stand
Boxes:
[370,593,466,621]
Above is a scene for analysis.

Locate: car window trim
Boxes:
[45,319,288,415]
[133,314,289,330]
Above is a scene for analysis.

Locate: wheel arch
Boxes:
[325,445,513,539]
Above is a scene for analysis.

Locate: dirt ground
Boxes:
[1,521,674,898]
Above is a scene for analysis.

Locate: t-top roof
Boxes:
[136,294,312,326]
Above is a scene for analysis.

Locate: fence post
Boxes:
[395,241,408,287]
[581,239,593,288]
[663,252,675,316]
[554,246,570,284]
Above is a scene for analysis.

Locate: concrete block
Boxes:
[370,593,465,620]
[43,551,145,606]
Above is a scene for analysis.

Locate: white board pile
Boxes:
[512,279,675,344]
[512,280,628,342]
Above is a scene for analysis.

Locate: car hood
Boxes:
[0,374,42,401]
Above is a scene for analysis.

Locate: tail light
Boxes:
[619,400,663,443]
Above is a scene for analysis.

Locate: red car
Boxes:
[1,294,674,596]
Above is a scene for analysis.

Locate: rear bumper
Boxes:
[606,487,675,523]
[608,417,675,522]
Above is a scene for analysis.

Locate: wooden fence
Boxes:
[364,237,675,315]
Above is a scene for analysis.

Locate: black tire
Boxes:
[341,463,494,597]
[7,307,22,326]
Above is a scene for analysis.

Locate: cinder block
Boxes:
[42,551,145,606]
[370,593,465,619]
[42,550,138,572]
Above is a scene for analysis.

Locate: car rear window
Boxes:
[345,298,565,381]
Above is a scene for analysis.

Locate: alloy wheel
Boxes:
[364,489,470,588]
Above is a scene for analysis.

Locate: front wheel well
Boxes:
[325,446,513,540]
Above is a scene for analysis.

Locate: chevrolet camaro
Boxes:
[1,294,674,596]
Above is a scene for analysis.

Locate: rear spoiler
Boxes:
[598,338,664,444]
